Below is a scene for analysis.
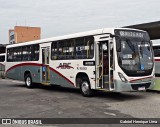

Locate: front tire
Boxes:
[25,74,34,88]
[80,79,93,97]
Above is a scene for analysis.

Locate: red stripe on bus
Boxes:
[154,59,160,62]
[6,63,75,87]
[129,76,153,83]
[49,67,75,87]
[6,63,43,72]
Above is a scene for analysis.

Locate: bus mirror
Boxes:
[150,41,153,47]
[116,39,121,52]
[112,35,121,52]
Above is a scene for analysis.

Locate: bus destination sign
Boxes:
[119,31,144,38]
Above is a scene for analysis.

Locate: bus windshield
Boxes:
[115,29,153,76]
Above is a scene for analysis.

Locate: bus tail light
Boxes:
[118,72,127,82]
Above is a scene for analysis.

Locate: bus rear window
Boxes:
[0,55,5,62]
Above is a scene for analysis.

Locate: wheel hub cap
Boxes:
[26,77,31,86]
[82,82,89,94]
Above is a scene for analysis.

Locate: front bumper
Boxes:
[113,79,154,92]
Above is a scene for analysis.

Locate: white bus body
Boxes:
[152,43,160,90]
[153,43,160,76]
[5,28,155,96]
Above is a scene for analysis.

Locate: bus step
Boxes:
[103,75,109,89]
[41,82,51,86]
[103,82,109,89]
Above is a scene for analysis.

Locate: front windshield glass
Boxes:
[115,30,153,76]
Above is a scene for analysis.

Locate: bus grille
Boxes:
[131,83,151,90]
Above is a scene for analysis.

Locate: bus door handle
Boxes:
[38,69,40,73]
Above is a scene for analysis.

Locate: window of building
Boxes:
[10,35,14,40]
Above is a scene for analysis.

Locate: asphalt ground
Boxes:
[0,78,160,127]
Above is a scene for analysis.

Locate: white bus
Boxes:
[5,28,155,96]
[153,43,160,76]
[152,43,160,90]
[0,53,5,78]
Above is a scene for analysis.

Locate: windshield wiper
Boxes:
[139,40,146,57]
[125,38,136,53]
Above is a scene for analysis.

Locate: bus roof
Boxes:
[6,27,146,48]
[152,43,160,46]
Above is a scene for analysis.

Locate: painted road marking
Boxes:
[104,112,116,116]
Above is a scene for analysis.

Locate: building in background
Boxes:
[9,26,41,44]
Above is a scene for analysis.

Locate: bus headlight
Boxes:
[118,72,127,82]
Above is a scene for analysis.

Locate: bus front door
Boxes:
[96,40,114,91]
[41,47,50,84]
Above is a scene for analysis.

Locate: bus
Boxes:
[0,53,5,78]
[5,28,155,96]
[152,43,160,90]
[153,43,160,76]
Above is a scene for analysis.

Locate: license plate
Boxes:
[138,86,146,91]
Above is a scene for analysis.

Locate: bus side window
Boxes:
[51,40,75,60]
[14,47,22,61]
[7,48,13,62]
[85,36,94,59]
[75,36,94,59]
[51,41,59,60]
[32,44,39,61]
[153,46,160,57]
[51,36,94,60]
[22,46,31,61]
[76,47,82,57]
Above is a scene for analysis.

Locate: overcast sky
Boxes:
[0,0,160,44]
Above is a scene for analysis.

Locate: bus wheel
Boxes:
[80,79,93,97]
[25,74,34,88]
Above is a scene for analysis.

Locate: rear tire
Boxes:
[80,78,93,97]
[25,74,34,88]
